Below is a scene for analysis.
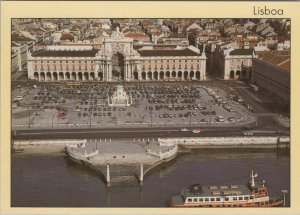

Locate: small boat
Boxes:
[170,170,285,207]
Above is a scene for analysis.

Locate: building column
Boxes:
[108,63,112,81]
[202,59,206,80]
[124,62,128,81]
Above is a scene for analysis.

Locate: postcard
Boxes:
[1,1,299,214]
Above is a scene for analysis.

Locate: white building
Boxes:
[27,27,207,82]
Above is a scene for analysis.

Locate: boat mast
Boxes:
[250,170,258,187]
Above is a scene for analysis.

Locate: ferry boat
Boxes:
[170,170,284,207]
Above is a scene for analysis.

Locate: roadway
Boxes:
[12,125,287,140]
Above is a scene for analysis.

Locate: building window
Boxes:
[34,65,37,70]
[238,197,243,200]
[193,198,198,202]
[187,198,192,202]
[216,198,220,201]
[199,198,203,202]
[205,198,209,202]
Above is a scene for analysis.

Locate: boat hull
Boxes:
[170,199,284,207]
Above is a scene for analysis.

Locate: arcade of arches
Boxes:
[27,28,207,82]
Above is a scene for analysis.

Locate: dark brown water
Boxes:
[11,148,290,207]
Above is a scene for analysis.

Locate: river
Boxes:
[11,148,290,207]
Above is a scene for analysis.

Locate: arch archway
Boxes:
[65,72,70,80]
[172,71,176,78]
[184,71,188,80]
[190,71,194,79]
[59,72,64,80]
[34,72,39,80]
[159,71,164,80]
[111,52,124,81]
[196,71,200,80]
[178,71,182,79]
[98,72,103,81]
[40,72,45,81]
[166,71,170,78]
[78,72,83,81]
[53,72,58,81]
[153,71,158,80]
[133,72,138,80]
[83,72,89,81]
[71,72,76,80]
[141,71,146,80]
[230,70,235,79]
[147,71,152,80]
[90,72,95,81]
[46,72,51,81]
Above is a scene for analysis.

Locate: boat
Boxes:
[170,170,285,207]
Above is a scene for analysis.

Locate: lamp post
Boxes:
[28,106,31,128]
[282,190,288,207]
[52,114,55,139]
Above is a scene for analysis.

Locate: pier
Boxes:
[15,135,289,187]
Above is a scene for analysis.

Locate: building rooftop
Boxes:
[229,49,254,56]
[31,48,99,57]
[138,48,201,57]
[260,51,290,71]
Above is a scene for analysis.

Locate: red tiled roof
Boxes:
[260,51,290,71]
[60,34,74,41]
[125,33,148,38]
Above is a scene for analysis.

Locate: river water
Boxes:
[11,148,290,207]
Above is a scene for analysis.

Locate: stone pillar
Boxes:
[124,62,128,81]
[140,163,144,184]
[106,164,111,187]
[202,59,206,80]
[108,63,112,81]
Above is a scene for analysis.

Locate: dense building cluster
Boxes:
[11,18,291,106]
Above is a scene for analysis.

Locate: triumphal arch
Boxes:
[96,27,141,82]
